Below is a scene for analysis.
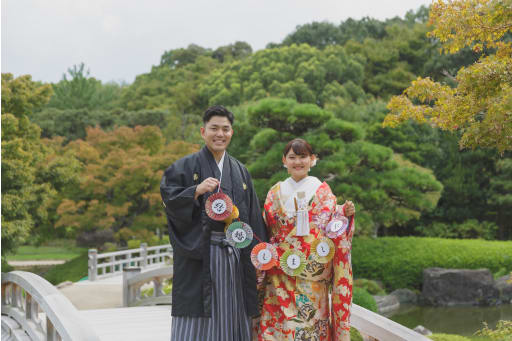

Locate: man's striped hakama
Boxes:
[170,231,252,341]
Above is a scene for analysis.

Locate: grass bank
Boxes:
[43,253,88,285]
[6,245,86,261]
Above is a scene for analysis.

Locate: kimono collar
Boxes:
[281,176,322,216]
[217,152,226,173]
[200,146,232,192]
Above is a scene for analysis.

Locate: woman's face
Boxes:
[282,150,315,181]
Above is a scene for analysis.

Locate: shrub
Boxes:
[350,327,363,341]
[352,237,512,290]
[475,320,512,340]
[160,235,170,244]
[127,239,142,249]
[417,220,498,240]
[352,287,378,312]
[115,228,161,246]
[2,258,14,272]
[353,278,386,295]
[102,242,117,252]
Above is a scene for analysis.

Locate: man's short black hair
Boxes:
[203,105,234,125]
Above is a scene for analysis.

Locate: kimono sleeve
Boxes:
[160,159,203,259]
[245,169,269,244]
[331,203,354,340]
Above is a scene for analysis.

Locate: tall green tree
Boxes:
[239,98,442,236]
[200,44,366,107]
[1,74,73,256]
[47,63,122,110]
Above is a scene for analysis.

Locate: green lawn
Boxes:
[6,245,87,261]
[43,253,89,284]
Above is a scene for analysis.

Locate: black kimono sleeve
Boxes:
[160,158,203,260]
[246,169,268,244]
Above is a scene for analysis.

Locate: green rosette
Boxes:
[226,221,253,248]
[279,249,306,276]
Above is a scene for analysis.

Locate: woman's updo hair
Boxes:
[283,138,314,157]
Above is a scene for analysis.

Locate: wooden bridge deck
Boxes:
[80,306,172,341]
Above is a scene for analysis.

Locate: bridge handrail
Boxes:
[351,304,430,341]
[88,243,173,281]
[95,244,171,259]
[123,266,173,307]
[1,271,100,341]
[121,265,429,341]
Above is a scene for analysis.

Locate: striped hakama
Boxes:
[171,231,252,341]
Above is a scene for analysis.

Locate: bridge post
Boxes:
[123,267,141,306]
[141,243,148,268]
[88,249,98,281]
[1,283,6,305]
[25,293,32,319]
[47,318,56,340]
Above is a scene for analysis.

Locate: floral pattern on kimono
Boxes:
[257,181,354,341]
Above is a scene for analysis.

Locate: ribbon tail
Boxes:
[296,210,309,236]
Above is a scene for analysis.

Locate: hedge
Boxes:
[352,237,512,290]
[352,287,378,312]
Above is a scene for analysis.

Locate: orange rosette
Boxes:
[250,242,278,270]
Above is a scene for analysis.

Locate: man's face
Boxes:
[200,116,233,154]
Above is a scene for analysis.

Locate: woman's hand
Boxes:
[344,200,355,217]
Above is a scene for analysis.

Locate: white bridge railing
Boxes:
[1,267,429,341]
[88,243,172,281]
[1,271,101,341]
[121,264,430,341]
[123,266,173,307]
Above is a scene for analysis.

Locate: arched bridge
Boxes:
[2,245,430,341]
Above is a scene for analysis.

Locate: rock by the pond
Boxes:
[413,325,432,336]
[422,268,499,306]
[390,288,417,304]
[494,274,512,304]
[374,294,400,314]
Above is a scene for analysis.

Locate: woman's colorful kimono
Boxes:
[257,179,354,341]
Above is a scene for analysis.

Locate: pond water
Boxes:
[386,304,512,336]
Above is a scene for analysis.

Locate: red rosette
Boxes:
[205,192,233,221]
[250,243,278,270]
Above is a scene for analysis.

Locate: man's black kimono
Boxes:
[160,146,267,317]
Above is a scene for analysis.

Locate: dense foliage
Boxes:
[352,287,378,313]
[352,237,512,290]
[241,98,442,235]
[3,2,512,257]
[53,126,197,245]
[385,0,512,153]
[1,74,79,256]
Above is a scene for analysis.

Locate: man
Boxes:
[160,105,267,341]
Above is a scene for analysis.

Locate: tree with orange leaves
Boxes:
[384,0,512,153]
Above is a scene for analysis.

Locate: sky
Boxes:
[2,0,432,84]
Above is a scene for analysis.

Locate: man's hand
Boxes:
[194,177,220,200]
[344,200,355,217]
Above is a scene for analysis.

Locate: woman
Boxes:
[257,138,355,341]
